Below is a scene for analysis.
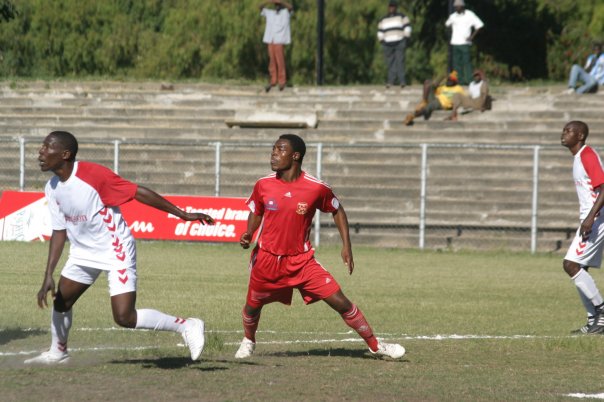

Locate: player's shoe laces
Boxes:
[587,305,604,334]
[24,350,70,365]
[370,342,406,359]
[182,318,205,360]
[571,316,594,334]
[234,337,256,359]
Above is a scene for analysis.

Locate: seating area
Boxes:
[1,80,603,251]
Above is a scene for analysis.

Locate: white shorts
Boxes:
[564,216,604,268]
[61,263,138,296]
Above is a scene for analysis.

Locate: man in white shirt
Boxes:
[25,131,215,364]
[260,0,293,92]
[445,0,484,85]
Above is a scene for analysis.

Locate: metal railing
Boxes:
[5,137,575,253]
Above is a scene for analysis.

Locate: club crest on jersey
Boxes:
[266,198,278,211]
[296,202,308,215]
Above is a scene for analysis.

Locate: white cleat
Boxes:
[182,318,205,361]
[370,342,406,359]
[234,337,256,359]
[24,350,70,365]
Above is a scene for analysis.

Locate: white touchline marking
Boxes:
[566,393,604,399]
[0,331,589,358]
[1,327,582,340]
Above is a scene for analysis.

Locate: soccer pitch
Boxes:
[2,241,604,401]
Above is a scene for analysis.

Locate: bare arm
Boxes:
[134,185,214,225]
[36,229,67,308]
[278,0,293,11]
[259,0,274,11]
[580,185,604,240]
[333,206,354,274]
[240,212,263,249]
[469,27,481,42]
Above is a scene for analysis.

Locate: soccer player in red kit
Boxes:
[25,131,214,364]
[235,134,405,359]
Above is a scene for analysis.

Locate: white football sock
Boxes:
[572,269,604,307]
[576,286,597,318]
[50,308,72,355]
[135,309,187,333]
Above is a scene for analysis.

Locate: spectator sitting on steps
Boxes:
[446,69,491,121]
[565,43,604,95]
[404,71,465,126]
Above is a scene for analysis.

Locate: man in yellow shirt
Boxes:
[404,71,465,125]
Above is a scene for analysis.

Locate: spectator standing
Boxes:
[377,0,412,88]
[445,0,484,85]
[566,43,604,94]
[260,0,293,93]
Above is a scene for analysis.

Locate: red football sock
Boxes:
[341,304,379,352]
[242,309,260,343]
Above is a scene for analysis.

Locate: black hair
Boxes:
[49,131,78,160]
[567,121,589,140]
[279,133,306,163]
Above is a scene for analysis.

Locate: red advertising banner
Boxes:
[0,191,249,243]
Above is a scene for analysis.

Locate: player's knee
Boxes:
[113,310,136,328]
[563,259,581,277]
[53,292,73,312]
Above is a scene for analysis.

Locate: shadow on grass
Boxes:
[266,348,372,359]
[0,328,47,345]
[112,357,260,371]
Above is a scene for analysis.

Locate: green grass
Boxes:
[1,241,604,401]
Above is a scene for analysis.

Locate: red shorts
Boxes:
[246,247,341,308]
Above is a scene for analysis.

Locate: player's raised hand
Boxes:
[37,275,56,309]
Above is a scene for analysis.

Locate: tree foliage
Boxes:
[0,0,602,83]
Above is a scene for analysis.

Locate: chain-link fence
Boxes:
[2,137,578,253]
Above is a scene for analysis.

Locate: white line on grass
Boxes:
[1,327,582,340]
[566,393,604,399]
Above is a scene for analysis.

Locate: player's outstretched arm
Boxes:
[240,212,263,249]
[37,229,67,308]
[332,206,354,274]
[134,185,215,225]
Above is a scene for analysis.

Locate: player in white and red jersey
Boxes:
[234,134,405,359]
[561,121,604,334]
[25,131,215,364]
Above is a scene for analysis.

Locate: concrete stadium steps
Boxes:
[1,80,602,250]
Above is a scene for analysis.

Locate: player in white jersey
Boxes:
[561,121,604,334]
[25,131,215,364]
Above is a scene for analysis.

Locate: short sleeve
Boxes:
[246,181,265,216]
[77,162,138,207]
[317,184,340,213]
[581,148,604,189]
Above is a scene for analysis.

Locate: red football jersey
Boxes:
[246,171,340,256]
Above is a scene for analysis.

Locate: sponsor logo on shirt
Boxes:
[296,202,308,215]
[64,215,88,224]
[284,192,292,198]
[266,198,278,211]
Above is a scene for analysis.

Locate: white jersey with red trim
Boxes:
[574,146,604,220]
[45,161,138,270]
